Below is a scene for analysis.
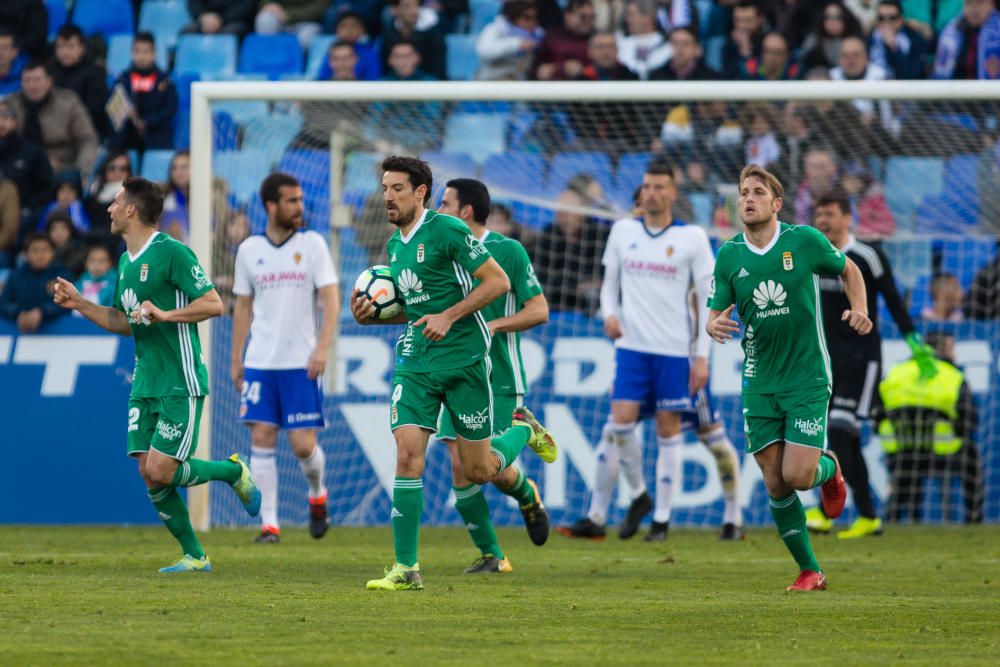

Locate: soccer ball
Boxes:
[354,265,403,320]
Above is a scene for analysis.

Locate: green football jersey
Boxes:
[481,230,544,395]
[114,232,214,398]
[388,210,493,373]
[708,223,846,394]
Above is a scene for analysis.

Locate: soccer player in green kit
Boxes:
[53,177,261,573]
[351,157,557,591]
[706,165,871,591]
[436,178,551,574]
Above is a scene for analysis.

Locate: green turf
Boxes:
[1,524,997,666]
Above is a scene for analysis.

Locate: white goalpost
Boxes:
[187,80,1000,530]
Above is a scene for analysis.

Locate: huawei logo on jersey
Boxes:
[398,268,430,305]
[753,280,790,318]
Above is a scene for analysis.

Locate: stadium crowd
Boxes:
[1,0,1000,328]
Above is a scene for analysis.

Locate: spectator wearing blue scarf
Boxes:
[933,0,1000,79]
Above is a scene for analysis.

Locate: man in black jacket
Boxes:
[0,98,52,234]
[649,26,720,80]
[183,0,256,36]
[50,24,111,140]
[112,32,178,152]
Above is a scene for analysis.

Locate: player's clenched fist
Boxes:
[841,309,872,335]
[707,304,740,343]
[53,277,83,309]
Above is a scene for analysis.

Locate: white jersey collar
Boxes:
[744,224,782,256]
[127,230,160,262]
[840,234,857,253]
[398,209,429,244]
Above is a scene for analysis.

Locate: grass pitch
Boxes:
[1,524,997,666]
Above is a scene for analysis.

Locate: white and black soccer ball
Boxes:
[354,265,403,320]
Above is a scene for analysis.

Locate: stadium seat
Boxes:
[695,0,714,40]
[443,113,507,160]
[885,156,944,230]
[936,237,998,289]
[548,152,614,199]
[213,111,240,152]
[239,33,304,80]
[215,150,273,204]
[914,192,978,235]
[242,111,303,164]
[137,0,191,51]
[689,192,713,227]
[481,152,548,198]
[908,274,931,320]
[105,34,170,83]
[46,0,67,38]
[881,237,932,290]
[140,149,175,182]
[175,34,238,77]
[470,0,499,34]
[445,34,479,81]
[73,0,134,37]
[420,151,478,184]
[943,154,979,202]
[704,36,726,73]
[306,35,337,79]
[614,152,651,205]
[342,151,382,209]
[212,100,271,124]
[279,150,330,231]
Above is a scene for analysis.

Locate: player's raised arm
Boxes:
[838,257,872,335]
[53,276,132,336]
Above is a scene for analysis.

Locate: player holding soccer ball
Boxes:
[436,178,551,574]
[53,177,260,573]
[230,173,340,544]
[706,165,870,591]
[560,163,744,543]
[351,156,557,591]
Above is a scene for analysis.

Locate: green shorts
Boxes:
[127,395,204,461]
[742,385,831,454]
[438,392,522,441]
[391,360,494,441]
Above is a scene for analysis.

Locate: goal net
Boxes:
[190,81,999,530]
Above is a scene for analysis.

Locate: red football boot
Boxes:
[786,570,827,592]
[820,451,847,519]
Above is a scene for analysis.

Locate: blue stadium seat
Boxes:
[306,35,336,79]
[936,237,998,289]
[46,0,67,38]
[342,151,382,209]
[446,34,479,81]
[944,154,979,202]
[140,149,175,182]
[689,192,713,227]
[279,150,330,232]
[470,0,499,33]
[212,100,270,124]
[175,34,238,77]
[914,192,978,235]
[881,237,932,290]
[421,151,478,184]
[885,157,944,230]
[443,113,507,159]
[548,152,614,199]
[704,36,726,73]
[105,34,170,83]
[138,1,191,51]
[239,33,304,80]
[482,152,548,198]
[215,150,273,204]
[613,152,651,206]
[242,110,303,164]
[73,0,134,37]
[908,274,931,320]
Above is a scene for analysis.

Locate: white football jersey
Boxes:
[600,218,714,358]
[233,230,339,369]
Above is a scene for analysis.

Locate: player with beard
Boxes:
[706,165,871,591]
[351,156,558,591]
[807,191,936,539]
[231,173,341,543]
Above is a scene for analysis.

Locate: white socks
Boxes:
[251,445,279,529]
[297,444,327,499]
[615,423,647,499]
[587,424,620,526]
[653,434,683,523]
[700,425,742,527]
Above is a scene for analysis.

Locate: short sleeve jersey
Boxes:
[708,223,846,394]
[114,232,213,398]
[388,210,493,373]
[481,230,544,395]
[233,230,339,369]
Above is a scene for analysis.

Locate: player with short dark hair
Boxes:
[436,177,551,573]
[231,172,341,543]
[809,190,935,539]
[351,156,557,590]
[53,176,261,573]
[707,165,870,592]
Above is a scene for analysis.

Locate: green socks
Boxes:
[812,452,838,488]
[769,493,821,572]
[148,487,205,559]
[454,484,504,559]
[171,458,241,487]
[490,425,531,472]
[392,477,423,567]
[500,468,538,507]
